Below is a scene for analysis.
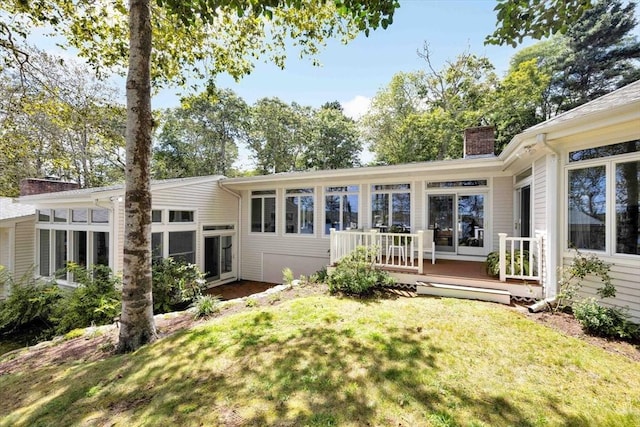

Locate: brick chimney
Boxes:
[20,178,80,196]
[463,126,495,158]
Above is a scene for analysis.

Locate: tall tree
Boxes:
[302,104,361,170]
[3,0,399,352]
[552,0,640,111]
[153,89,248,178]
[0,49,125,196]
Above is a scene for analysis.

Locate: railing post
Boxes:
[417,230,424,274]
[330,228,336,265]
[535,231,544,280]
[499,233,507,282]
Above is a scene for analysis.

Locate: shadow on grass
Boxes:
[1,306,630,427]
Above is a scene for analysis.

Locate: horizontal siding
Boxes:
[533,156,546,232]
[492,176,513,252]
[14,220,35,278]
[563,256,640,322]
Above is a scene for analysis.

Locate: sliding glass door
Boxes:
[427,193,487,255]
[204,234,234,282]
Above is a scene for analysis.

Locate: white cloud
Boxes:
[342,95,371,120]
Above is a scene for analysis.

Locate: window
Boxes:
[251,190,276,233]
[371,184,410,230]
[325,186,359,233]
[93,232,110,266]
[54,230,67,278]
[169,210,194,223]
[151,232,163,263]
[566,139,639,256]
[169,231,195,263]
[53,209,68,223]
[286,188,314,234]
[426,180,488,188]
[38,209,50,222]
[91,209,109,223]
[72,209,88,223]
[73,231,88,267]
[152,210,162,223]
[39,229,50,276]
[616,160,639,255]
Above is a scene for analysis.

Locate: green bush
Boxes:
[573,298,639,341]
[485,250,530,277]
[309,266,328,284]
[327,246,395,296]
[555,250,615,312]
[54,264,122,334]
[152,258,206,314]
[193,295,221,318]
[0,269,61,338]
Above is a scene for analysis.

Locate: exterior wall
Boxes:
[235,171,514,282]
[14,219,35,279]
[491,176,513,252]
[533,156,547,233]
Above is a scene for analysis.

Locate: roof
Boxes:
[0,197,36,221]
[19,175,225,203]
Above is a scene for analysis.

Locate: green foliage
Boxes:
[573,298,639,341]
[485,250,530,277]
[555,250,614,312]
[310,266,328,284]
[282,267,295,286]
[54,264,122,334]
[486,0,592,47]
[193,295,221,319]
[245,298,258,308]
[327,246,395,295]
[152,258,207,314]
[0,271,61,336]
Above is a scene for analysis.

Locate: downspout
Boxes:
[539,133,561,303]
[218,180,242,280]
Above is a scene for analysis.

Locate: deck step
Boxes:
[416,281,511,305]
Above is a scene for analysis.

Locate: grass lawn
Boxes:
[0,294,639,426]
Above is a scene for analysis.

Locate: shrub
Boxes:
[485,250,530,277]
[0,270,61,337]
[152,258,206,314]
[54,264,122,334]
[327,246,395,296]
[282,267,294,285]
[309,266,328,284]
[555,250,614,312]
[193,295,221,318]
[573,298,639,340]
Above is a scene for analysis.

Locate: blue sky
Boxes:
[153,0,533,117]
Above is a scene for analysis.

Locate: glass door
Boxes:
[457,195,485,255]
[204,234,234,282]
[428,195,455,252]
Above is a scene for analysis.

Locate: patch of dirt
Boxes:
[1,283,638,376]
[526,310,640,362]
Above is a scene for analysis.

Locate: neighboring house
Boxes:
[17,80,640,321]
[0,198,36,297]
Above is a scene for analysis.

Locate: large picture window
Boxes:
[169,231,195,264]
[286,188,314,234]
[251,190,276,233]
[371,184,410,231]
[566,140,639,256]
[325,186,359,234]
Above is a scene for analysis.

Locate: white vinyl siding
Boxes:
[533,156,547,233]
[14,220,35,278]
[491,176,513,252]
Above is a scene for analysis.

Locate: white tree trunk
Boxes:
[117,0,156,353]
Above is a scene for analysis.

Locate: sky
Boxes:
[154,0,532,119]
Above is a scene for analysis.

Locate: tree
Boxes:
[551,0,640,112]
[301,104,361,170]
[486,0,593,47]
[0,48,125,196]
[153,89,248,178]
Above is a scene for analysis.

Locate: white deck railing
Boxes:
[498,232,543,282]
[330,229,424,274]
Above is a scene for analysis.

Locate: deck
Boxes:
[382,258,542,300]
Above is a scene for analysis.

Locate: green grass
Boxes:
[1,295,639,426]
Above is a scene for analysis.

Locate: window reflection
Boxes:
[616,160,639,255]
[568,166,606,250]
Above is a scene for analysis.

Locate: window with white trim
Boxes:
[566,140,639,256]
[251,190,276,233]
[286,188,314,234]
[371,184,411,230]
[325,186,359,234]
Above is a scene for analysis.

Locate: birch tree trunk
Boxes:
[117,0,156,353]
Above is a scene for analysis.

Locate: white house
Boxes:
[9,80,640,320]
[0,198,36,296]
